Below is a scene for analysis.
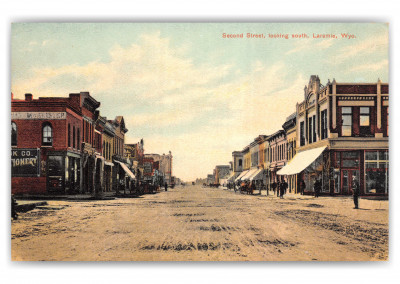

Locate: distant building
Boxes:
[214,165,230,185]
[144,151,173,186]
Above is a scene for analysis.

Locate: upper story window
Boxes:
[321,109,328,139]
[387,107,389,137]
[300,121,305,146]
[42,123,53,146]
[341,107,352,137]
[68,124,71,147]
[359,107,371,137]
[11,122,17,146]
[73,126,76,149]
[238,159,242,167]
[77,128,80,150]
[308,117,313,144]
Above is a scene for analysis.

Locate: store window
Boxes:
[47,155,64,192]
[365,151,389,194]
[359,107,371,136]
[341,151,359,168]
[42,123,53,146]
[341,107,352,136]
[11,122,17,146]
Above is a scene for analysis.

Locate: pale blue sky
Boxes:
[11,23,389,180]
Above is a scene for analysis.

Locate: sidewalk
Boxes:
[14,200,48,212]
[14,191,116,201]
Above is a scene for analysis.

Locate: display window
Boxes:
[365,150,389,194]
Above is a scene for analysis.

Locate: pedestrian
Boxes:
[282,180,288,198]
[352,176,360,209]
[314,178,321,198]
[164,182,168,192]
[300,179,306,195]
[272,181,277,196]
[259,180,264,195]
[11,195,18,220]
[250,180,256,195]
[276,180,281,197]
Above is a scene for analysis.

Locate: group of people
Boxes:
[227,179,289,198]
[223,174,361,209]
[270,180,289,199]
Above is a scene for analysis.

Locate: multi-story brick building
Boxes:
[11,92,101,195]
[108,116,133,194]
[266,129,287,187]
[278,76,389,196]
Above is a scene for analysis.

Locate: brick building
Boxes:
[11,92,101,195]
[278,76,389,196]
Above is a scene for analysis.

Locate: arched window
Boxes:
[42,123,53,146]
[11,122,17,146]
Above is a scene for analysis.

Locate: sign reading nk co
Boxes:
[11,148,40,177]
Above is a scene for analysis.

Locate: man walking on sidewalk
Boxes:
[352,176,360,209]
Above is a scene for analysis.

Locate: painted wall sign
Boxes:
[11,148,40,177]
[11,112,67,120]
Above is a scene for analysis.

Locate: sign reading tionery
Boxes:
[11,112,67,120]
[11,148,40,177]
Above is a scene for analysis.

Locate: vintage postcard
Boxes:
[11,23,389,261]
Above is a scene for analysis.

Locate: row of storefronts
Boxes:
[218,76,389,197]
[11,92,175,196]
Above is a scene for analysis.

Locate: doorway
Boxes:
[341,169,359,195]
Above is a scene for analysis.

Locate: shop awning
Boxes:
[235,170,249,181]
[250,168,264,181]
[277,146,327,175]
[242,168,258,180]
[228,172,240,182]
[116,161,136,180]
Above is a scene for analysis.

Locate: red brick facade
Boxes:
[11,92,100,195]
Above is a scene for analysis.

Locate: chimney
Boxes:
[25,93,33,101]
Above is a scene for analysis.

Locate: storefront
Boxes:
[46,151,81,194]
[330,150,388,196]
[114,160,136,194]
[278,147,389,196]
[104,161,113,192]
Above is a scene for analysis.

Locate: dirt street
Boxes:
[11,185,388,261]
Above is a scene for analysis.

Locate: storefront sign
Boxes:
[144,162,152,174]
[11,112,66,120]
[11,148,40,177]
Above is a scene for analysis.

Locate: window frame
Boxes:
[341,107,353,137]
[300,121,305,146]
[42,122,53,146]
[11,121,17,147]
[359,106,371,137]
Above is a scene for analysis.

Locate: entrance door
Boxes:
[341,169,359,195]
